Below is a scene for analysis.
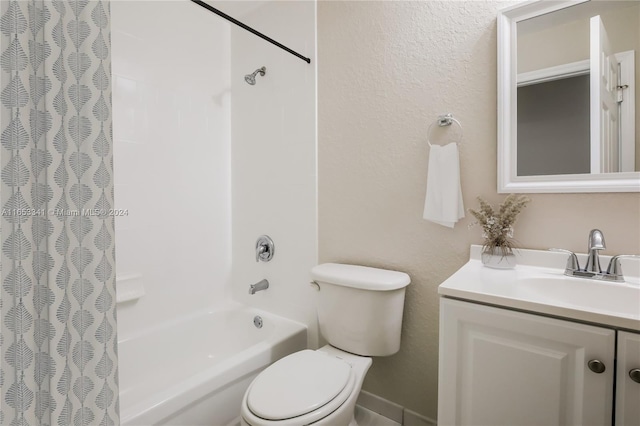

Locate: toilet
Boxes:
[240,263,411,426]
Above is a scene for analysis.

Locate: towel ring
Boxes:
[427,113,463,147]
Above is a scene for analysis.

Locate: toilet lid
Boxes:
[247,350,353,421]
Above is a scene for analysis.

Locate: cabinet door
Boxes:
[616,331,640,426]
[438,298,615,426]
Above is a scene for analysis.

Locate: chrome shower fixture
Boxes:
[244,66,266,85]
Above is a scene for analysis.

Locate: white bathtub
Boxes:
[118,303,307,425]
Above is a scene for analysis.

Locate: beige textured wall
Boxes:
[317,0,640,420]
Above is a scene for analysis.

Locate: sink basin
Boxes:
[514,275,640,320]
[438,245,640,330]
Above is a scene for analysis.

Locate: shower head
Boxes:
[244,66,266,85]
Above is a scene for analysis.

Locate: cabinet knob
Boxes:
[630,369,640,383]
[588,359,606,374]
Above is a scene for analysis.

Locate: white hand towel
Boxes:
[423,143,464,228]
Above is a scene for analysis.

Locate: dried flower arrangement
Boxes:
[468,194,531,257]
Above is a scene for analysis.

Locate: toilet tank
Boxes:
[311,263,411,357]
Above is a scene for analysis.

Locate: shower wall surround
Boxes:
[113,0,317,346]
[318,0,640,421]
[230,1,318,347]
[112,1,232,339]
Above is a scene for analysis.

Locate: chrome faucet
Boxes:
[585,229,605,273]
[249,279,269,295]
[551,229,639,282]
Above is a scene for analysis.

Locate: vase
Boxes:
[481,248,516,269]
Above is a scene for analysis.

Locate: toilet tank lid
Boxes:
[311,263,410,291]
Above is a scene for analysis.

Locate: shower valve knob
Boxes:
[256,235,275,262]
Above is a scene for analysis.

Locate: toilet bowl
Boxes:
[240,346,371,426]
[240,263,410,426]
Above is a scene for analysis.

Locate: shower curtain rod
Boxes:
[190,0,311,64]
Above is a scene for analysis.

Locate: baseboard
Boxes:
[403,408,435,426]
[357,390,437,426]
[357,391,403,423]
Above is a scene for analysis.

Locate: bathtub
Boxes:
[118,303,307,425]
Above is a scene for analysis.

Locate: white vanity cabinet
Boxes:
[438,298,640,426]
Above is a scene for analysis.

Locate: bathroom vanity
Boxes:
[437,246,640,426]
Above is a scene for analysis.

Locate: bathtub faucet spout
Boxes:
[249,279,269,295]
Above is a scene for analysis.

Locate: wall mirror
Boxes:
[497,0,640,193]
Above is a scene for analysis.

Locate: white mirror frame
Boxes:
[497,0,640,193]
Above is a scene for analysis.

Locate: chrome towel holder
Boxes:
[427,113,463,146]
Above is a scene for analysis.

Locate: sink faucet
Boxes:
[585,229,605,273]
[551,229,639,282]
[249,279,269,295]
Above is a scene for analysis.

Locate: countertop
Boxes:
[438,245,640,331]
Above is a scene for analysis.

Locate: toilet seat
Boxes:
[243,350,356,425]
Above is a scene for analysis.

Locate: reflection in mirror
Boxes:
[518,75,591,175]
[516,0,639,176]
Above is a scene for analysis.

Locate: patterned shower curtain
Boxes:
[0,0,119,425]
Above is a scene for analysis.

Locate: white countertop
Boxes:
[438,245,640,331]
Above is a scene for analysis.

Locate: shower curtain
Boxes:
[0,1,119,424]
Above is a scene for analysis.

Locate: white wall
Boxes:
[112,1,232,340]
[229,1,318,347]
